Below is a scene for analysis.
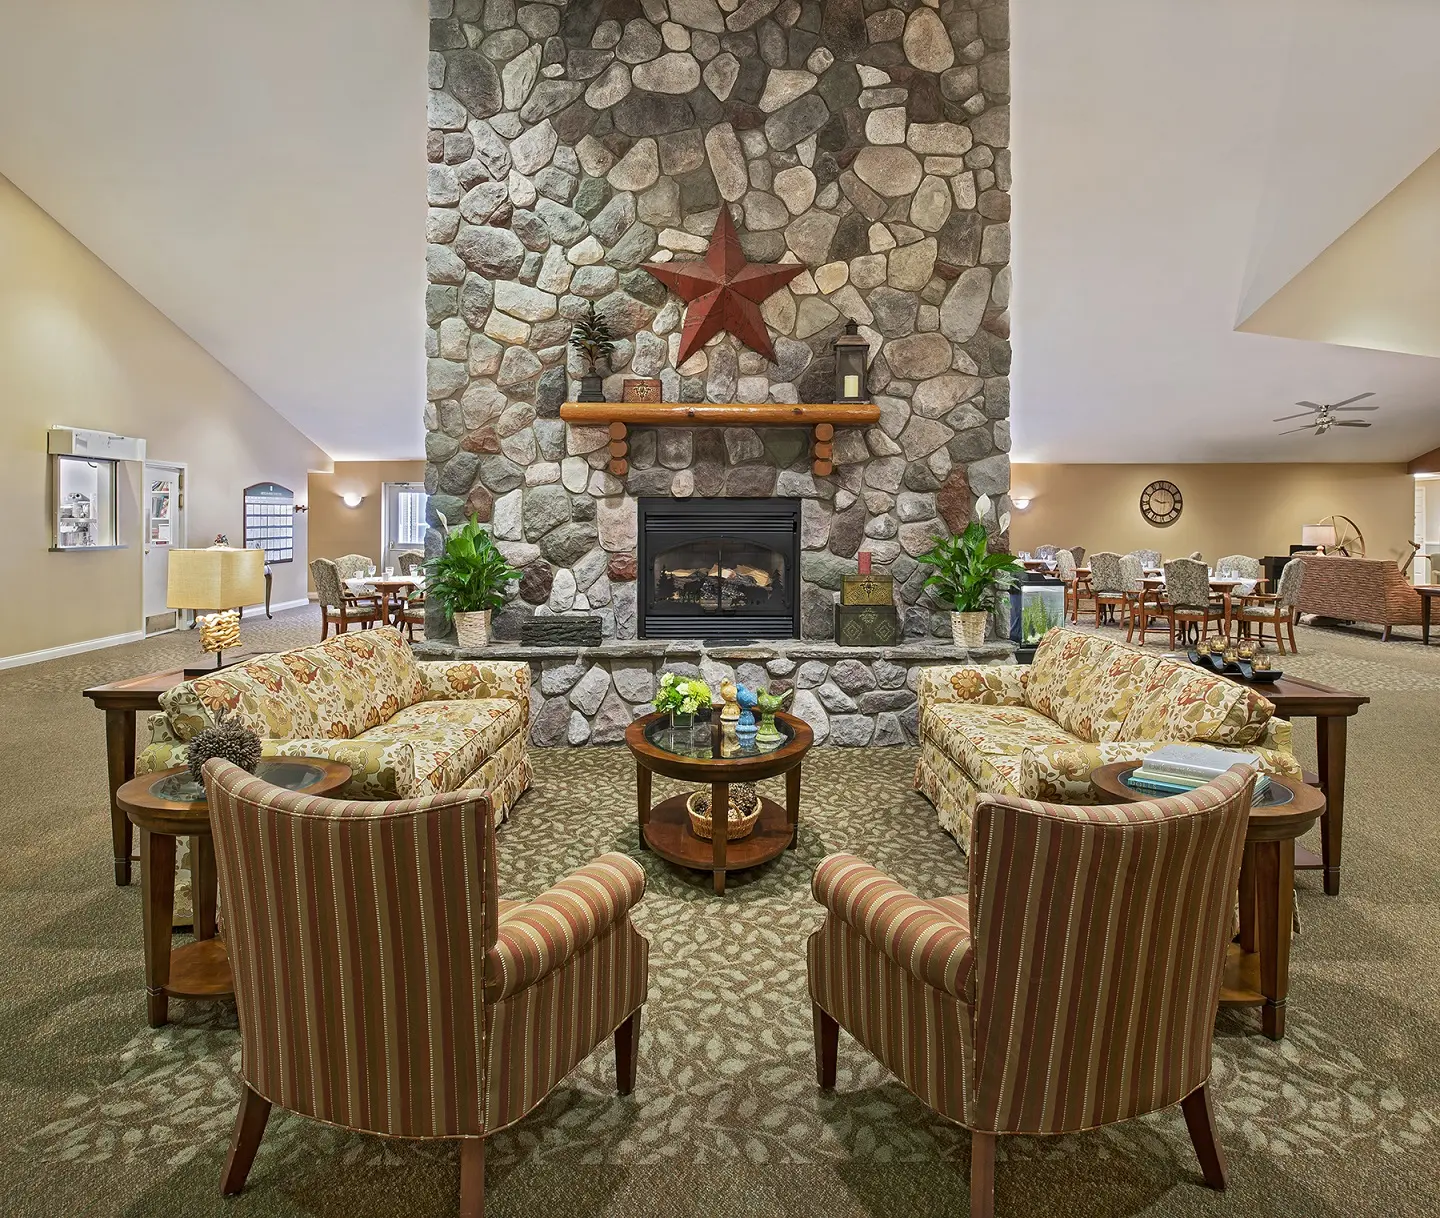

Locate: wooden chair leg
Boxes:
[615,1008,641,1095]
[458,1138,485,1218]
[220,1083,272,1195]
[320,614,330,641]
[813,1003,838,1090]
[969,1130,996,1218]
[1180,1083,1228,1190]
[1288,616,1298,652]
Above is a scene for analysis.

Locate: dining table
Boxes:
[344,574,423,626]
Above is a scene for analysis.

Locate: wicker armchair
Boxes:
[1160,557,1220,647]
[206,760,649,1216]
[1233,557,1304,654]
[310,557,380,640]
[810,769,1256,1218]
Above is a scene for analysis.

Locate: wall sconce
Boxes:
[1012,498,1031,510]
[342,492,364,508]
[293,503,309,513]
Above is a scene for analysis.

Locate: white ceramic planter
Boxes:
[953,611,988,649]
[453,609,491,649]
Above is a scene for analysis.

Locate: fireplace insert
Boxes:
[637,497,800,640]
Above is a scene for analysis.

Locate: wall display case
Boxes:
[52,455,119,550]
[243,482,295,563]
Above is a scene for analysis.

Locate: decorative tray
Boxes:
[1188,650,1282,682]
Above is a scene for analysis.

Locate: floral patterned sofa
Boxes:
[139,626,531,821]
[915,627,1301,845]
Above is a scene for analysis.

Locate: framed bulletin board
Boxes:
[243,482,294,563]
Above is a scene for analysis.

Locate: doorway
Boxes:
[143,462,186,634]
[381,481,429,571]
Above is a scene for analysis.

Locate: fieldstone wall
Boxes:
[425,0,1012,643]
[432,638,1015,745]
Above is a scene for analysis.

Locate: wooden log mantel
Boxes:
[559,401,880,477]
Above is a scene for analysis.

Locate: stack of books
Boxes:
[1129,744,1270,797]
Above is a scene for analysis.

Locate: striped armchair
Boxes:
[810,768,1255,1218]
[205,760,649,1216]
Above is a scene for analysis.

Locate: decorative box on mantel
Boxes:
[558,401,880,479]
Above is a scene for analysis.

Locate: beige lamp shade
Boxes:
[167,546,266,611]
[1301,524,1337,549]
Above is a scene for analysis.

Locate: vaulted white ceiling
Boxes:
[1,0,1437,463]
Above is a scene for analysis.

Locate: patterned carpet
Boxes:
[3,608,1439,1217]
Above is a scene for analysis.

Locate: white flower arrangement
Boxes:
[655,671,712,716]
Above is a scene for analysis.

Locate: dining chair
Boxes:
[1034,545,1057,562]
[1132,548,1162,569]
[1161,557,1220,647]
[1087,551,1128,626]
[205,759,650,1218]
[809,768,1257,1218]
[1067,546,1085,566]
[1215,554,1262,580]
[310,557,381,640]
[1232,558,1304,655]
[1054,548,1082,622]
[335,553,375,581]
[396,550,426,575]
[1188,551,1206,563]
[1121,553,1164,642]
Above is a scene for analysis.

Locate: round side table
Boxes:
[1090,761,1324,1040]
[625,710,813,895]
[118,758,351,1027]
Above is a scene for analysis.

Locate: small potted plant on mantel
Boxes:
[917,521,1023,650]
[425,513,521,649]
[569,301,616,403]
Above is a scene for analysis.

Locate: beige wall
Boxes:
[307,461,427,592]
[0,174,331,661]
[1010,463,1415,564]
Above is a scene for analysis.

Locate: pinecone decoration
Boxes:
[731,784,759,817]
[187,709,263,783]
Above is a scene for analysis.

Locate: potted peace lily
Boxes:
[917,521,1024,650]
[654,672,712,730]
[425,512,521,649]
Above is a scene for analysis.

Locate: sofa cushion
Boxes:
[357,697,524,797]
[1021,632,1158,743]
[161,626,424,742]
[923,702,1081,795]
[1119,660,1274,746]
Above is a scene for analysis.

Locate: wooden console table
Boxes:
[1243,674,1368,896]
[83,668,187,885]
[559,401,881,478]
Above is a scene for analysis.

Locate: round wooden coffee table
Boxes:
[1091,761,1324,1039]
[625,710,813,895]
[119,758,351,1027]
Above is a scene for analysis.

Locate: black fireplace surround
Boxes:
[638,497,801,641]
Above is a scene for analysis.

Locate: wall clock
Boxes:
[1140,480,1182,527]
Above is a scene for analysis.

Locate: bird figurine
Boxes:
[735,684,759,746]
[754,688,792,744]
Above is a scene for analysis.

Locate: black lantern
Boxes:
[832,319,870,403]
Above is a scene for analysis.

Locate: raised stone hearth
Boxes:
[417,636,1014,746]
[425,0,1011,646]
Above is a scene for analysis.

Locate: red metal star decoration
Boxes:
[642,206,806,366]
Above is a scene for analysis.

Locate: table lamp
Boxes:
[167,546,266,672]
[1301,524,1337,554]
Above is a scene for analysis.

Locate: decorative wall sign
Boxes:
[642,207,805,365]
[1140,480,1183,527]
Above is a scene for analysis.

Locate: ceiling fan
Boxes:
[1274,392,1379,436]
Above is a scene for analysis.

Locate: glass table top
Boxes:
[643,714,795,762]
[1121,771,1294,808]
[151,759,328,804]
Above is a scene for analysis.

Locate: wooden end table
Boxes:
[118,759,350,1026]
[1414,585,1440,645]
[83,669,188,885]
[1091,761,1324,1040]
[625,710,813,895]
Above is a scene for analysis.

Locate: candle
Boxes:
[858,552,871,575]
[843,373,860,398]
